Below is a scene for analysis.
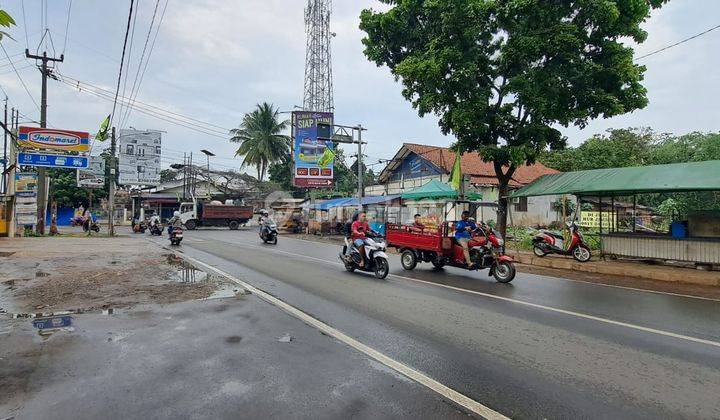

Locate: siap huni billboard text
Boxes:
[292,111,334,188]
[18,126,90,153]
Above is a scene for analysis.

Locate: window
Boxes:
[514,196,528,212]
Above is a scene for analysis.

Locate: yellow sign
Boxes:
[580,211,617,229]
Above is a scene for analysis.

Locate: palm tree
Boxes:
[230,103,290,182]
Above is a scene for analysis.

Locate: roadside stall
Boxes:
[509,160,720,267]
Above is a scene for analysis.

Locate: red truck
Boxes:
[178,199,253,230]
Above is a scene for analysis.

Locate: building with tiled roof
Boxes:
[367,143,563,226]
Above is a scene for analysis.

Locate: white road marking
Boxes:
[183,254,510,420]
[203,239,720,349]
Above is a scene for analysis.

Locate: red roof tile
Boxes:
[403,143,559,187]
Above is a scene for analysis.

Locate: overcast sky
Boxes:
[0,0,718,173]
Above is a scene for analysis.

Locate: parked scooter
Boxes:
[169,227,184,246]
[339,235,390,279]
[259,219,278,244]
[532,221,591,262]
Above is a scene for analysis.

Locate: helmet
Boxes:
[260,209,269,216]
[173,211,180,217]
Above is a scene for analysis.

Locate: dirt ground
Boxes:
[0,237,219,314]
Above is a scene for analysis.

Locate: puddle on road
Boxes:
[165,254,246,300]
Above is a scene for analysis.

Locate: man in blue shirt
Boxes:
[455,211,477,268]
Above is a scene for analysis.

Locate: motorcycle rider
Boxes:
[258,209,270,237]
[351,212,373,268]
[168,211,182,237]
[455,211,477,269]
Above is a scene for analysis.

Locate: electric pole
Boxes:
[357,125,364,208]
[26,49,64,235]
[2,97,7,194]
[108,127,116,236]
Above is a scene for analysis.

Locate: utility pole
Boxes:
[26,49,64,235]
[357,124,364,210]
[2,97,6,194]
[108,127,116,236]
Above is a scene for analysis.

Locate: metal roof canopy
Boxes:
[510,160,720,198]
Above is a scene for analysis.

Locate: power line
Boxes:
[120,0,163,129]
[21,0,30,50]
[0,42,40,113]
[58,72,232,132]
[119,0,140,127]
[58,77,230,138]
[110,0,136,129]
[62,0,73,55]
[635,23,720,61]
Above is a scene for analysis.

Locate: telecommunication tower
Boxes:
[302,0,334,113]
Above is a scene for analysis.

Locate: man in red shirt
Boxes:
[351,212,371,268]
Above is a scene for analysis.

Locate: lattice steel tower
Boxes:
[302,0,334,112]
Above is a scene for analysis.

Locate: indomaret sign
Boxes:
[292,111,335,188]
[19,127,90,153]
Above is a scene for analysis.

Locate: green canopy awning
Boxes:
[401,179,483,201]
[510,160,720,198]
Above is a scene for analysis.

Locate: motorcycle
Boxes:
[339,235,390,279]
[532,221,591,262]
[133,220,148,234]
[259,220,278,244]
[169,227,184,246]
[149,223,164,236]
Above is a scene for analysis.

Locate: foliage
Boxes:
[230,102,290,182]
[0,9,15,41]
[48,169,107,208]
[541,129,720,214]
[268,148,374,198]
[160,169,179,183]
[359,0,665,235]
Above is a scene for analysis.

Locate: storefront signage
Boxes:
[18,152,89,169]
[19,126,90,152]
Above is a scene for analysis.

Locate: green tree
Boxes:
[360,0,666,235]
[48,169,107,209]
[541,128,656,171]
[268,148,362,197]
[230,103,290,182]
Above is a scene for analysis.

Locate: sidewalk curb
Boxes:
[509,252,720,287]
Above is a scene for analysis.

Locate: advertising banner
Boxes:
[77,156,106,188]
[14,172,38,226]
[292,111,334,188]
[18,152,89,169]
[19,126,90,152]
[580,211,617,230]
[15,172,38,193]
[118,129,162,186]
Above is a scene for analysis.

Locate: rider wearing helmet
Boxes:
[168,211,182,236]
[258,209,270,234]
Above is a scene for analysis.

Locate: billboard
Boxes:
[18,152,89,169]
[118,129,162,186]
[292,111,334,188]
[77,156,106,188]
[18,126,90,152]
[15,172,38,226]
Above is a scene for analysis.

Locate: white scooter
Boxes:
[339,235,390,279]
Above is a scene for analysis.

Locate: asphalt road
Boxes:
[156,229,720,419]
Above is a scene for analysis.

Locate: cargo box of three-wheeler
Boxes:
[179,200,253,230]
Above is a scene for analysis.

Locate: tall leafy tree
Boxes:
[360,0,666,235]
[230,103,290,182]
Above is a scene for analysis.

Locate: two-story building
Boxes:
[366,143,562,226]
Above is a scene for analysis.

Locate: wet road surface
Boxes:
[155,229,720,419]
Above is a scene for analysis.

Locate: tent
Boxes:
[401,179,483,201]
